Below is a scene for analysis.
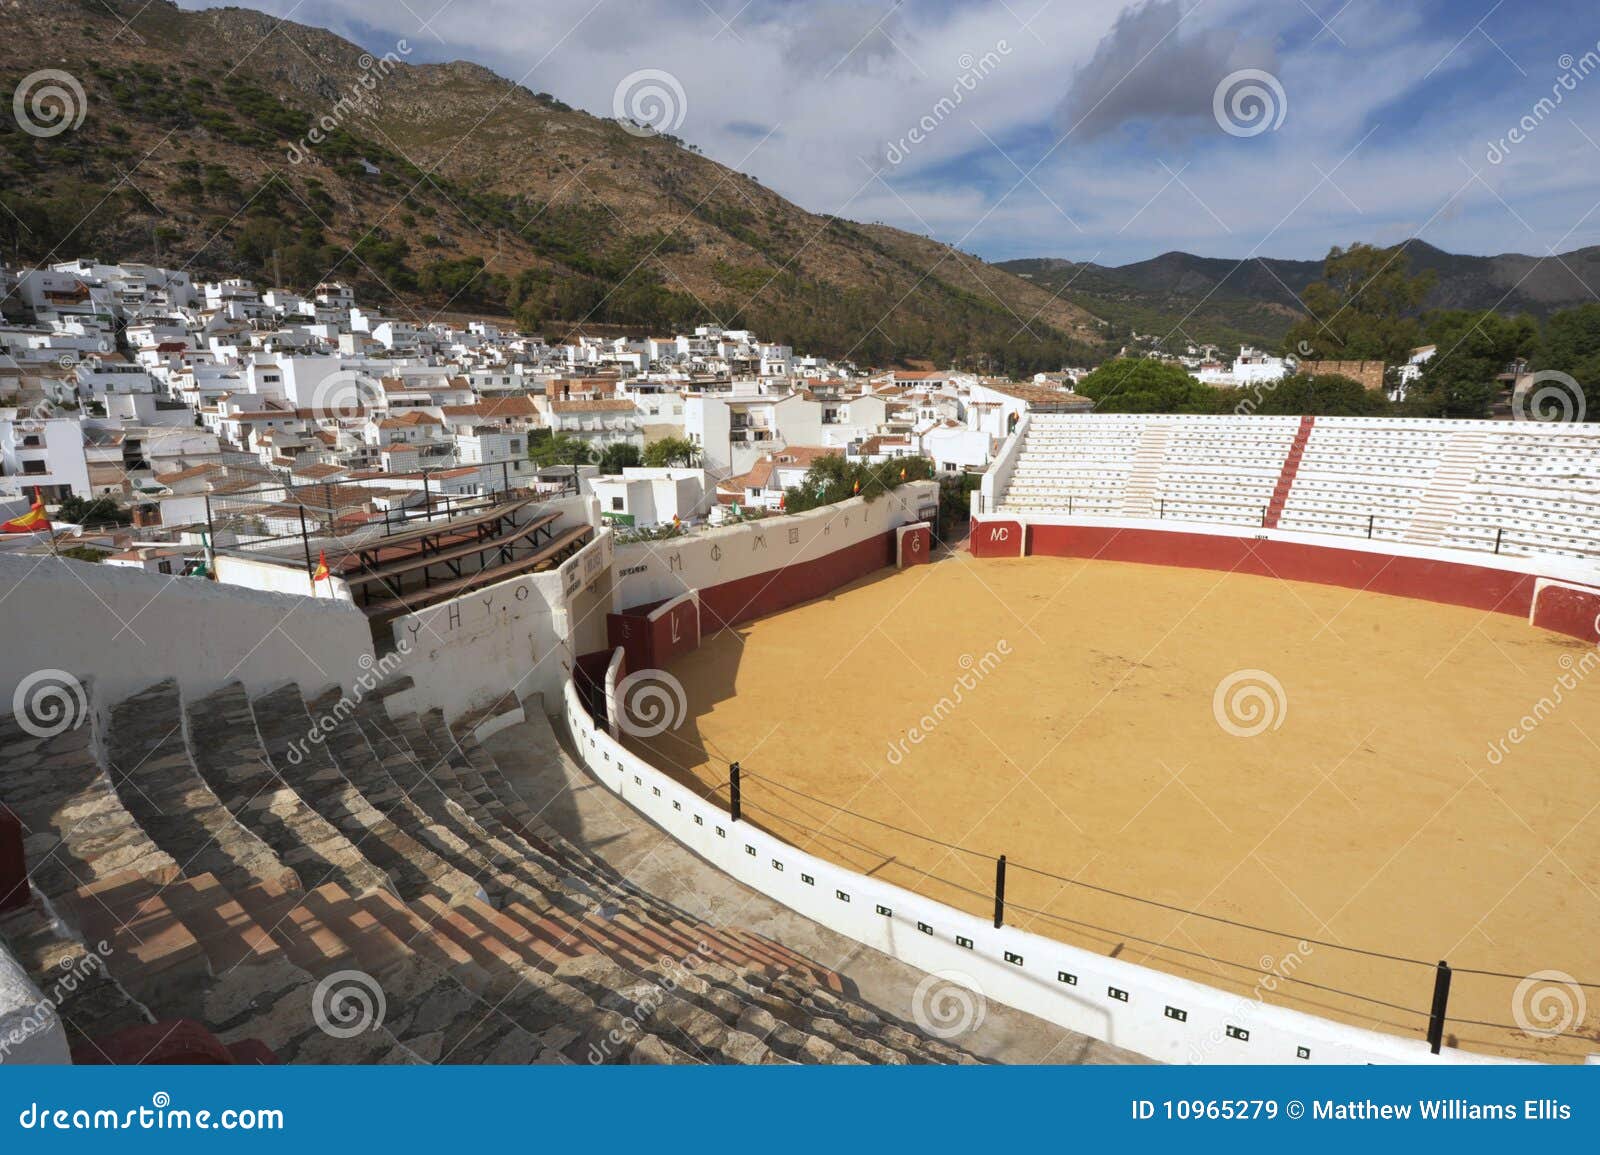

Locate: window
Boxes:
[611,497,624,511]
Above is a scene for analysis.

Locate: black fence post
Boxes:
[502,459,510,494]
[1261,505,1268,528]
[298,504,311,573]
[1368,514,1374,539]
[422,469,432,518]
[1426,960,1452,1054]
[1159,498,1165,520]
[729,762,742,822]
[993,854,1007,929]
[1494,527,1503,555]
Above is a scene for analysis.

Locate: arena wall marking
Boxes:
[896,521,932,568]
[612,482,938,633]
[565,679,1511,1067]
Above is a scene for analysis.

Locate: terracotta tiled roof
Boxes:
[439,396,539,420]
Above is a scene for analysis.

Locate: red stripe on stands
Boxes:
[1263,415,1315,530]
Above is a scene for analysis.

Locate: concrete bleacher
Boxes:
[0,680,976,1065]
[997,413,1600,564]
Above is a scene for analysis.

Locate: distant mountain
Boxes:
[0,0,1103,371]
[999,243,1600,353]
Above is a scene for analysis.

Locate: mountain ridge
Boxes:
[0,0,1103,371]
[1000,242,1600,351]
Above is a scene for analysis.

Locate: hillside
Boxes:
[1001,243,1600,353]
[0,0,1105,371]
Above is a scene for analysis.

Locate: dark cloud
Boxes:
[1058,0,1279,140]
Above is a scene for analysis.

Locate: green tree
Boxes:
[642,436,702,468]
[1283,243,1435,366]
[1238,372,1391,417]
[598,442,642,472]
[1407,310,1537,418]
[56,495,131,527]
[527,431,594,468]
[1074,358,1221,413]
[1537,304,1600,420]
[781,454,934,514]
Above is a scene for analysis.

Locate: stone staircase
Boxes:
[1121,422,1172,518]
[1404,429,1491,545]
[0,679,978,1065]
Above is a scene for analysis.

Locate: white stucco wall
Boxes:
[387,529,615,722]
[0,552,374,711]
[0,946,70,1065]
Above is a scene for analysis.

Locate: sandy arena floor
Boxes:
[624,551,1600,1062]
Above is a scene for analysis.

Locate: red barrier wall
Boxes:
[1027,523,1538,616]
[1530,580,1600,644]
[897,523,932,568]
[608,594,702,671]
[970,519,1025,558]
[698,530,896,634]
[1020,523,1585,632]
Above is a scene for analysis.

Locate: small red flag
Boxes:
[311,550,330,582]
[852,479,861,495]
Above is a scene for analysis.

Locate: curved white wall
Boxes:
[565,680,1514,1067]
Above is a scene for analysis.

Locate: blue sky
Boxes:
[187,0,1600,266]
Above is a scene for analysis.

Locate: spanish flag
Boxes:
[311,550,330,582]
[899,466,907,481]
[852,479,861,495]
[1,491,51,535]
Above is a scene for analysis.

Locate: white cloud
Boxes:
[183,0,1600,263]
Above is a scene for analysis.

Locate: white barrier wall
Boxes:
[565,679,1513,1067]
[215,553,355,601]
[611,481,939,612]
[388,529,614,721]
[0,552,374,711]
[976,412,1029,518]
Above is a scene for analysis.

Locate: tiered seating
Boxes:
[1276,419,1454,541]
[1450,424,1600,560]
[1154,417,1300,527]
[0,679,976,1065]
[996,414,1600,564]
